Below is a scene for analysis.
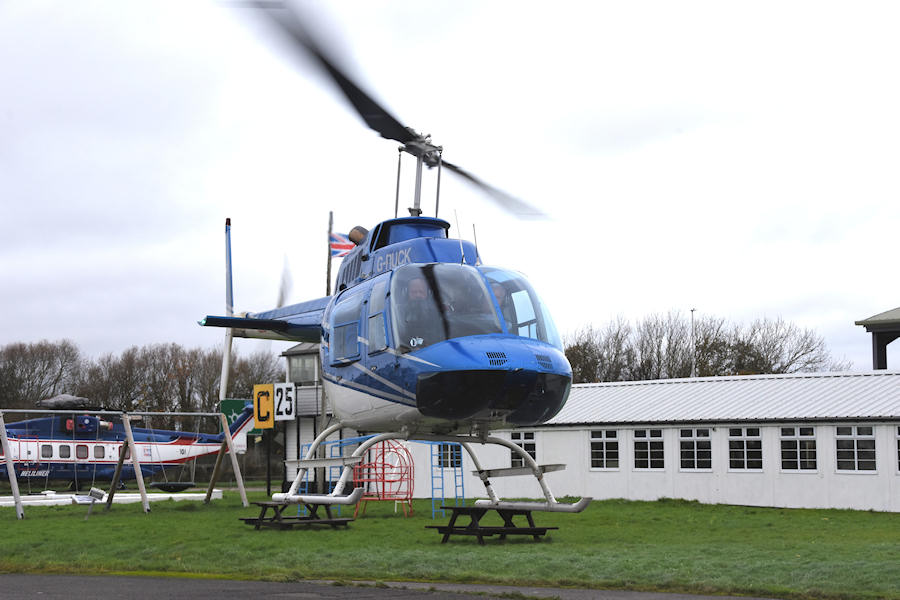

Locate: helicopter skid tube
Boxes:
[271,487,364,506]
[473,497,592,513]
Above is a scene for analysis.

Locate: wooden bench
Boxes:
[426,505,557,545]
[240,501,353,530]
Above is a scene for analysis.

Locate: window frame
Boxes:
[329,288,365,364]
[633,428,665,471]
[780,425,818,472]
[896,426,900,474]
[835,425,877,473]
[510,431,536,468]
[366,278,390,355]
[58,444,71,459]
[589,429,620,471]
[728,426,763,471]
[437,443,462,468]
[679,427,712,471]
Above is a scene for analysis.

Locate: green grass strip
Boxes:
[1,494,897,600]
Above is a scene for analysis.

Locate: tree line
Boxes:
[0,340,283,414]
[564,313,850,383]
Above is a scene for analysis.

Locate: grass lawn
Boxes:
[0,493,897,599]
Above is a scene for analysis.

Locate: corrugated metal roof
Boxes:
[547,371,900,425]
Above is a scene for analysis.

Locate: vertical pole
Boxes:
[690,308,697,378]
[394,147,402,219]
[326,211,333,297]
[220,218,235,405]
[121,415,150,514]
[0,413,24,520]
[220,413,249,507]
[434,149,443,218]
[265,430,272,496]
[412,153,424,216]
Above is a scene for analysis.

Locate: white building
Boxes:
[411,371,900,512]
[279,344,900,512]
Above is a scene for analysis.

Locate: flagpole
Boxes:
[326,211,333,296]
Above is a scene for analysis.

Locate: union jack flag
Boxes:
[329,232,354,257]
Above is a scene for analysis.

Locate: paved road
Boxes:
[0,574,780,599]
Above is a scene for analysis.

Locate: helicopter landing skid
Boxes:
[274,423,590,513]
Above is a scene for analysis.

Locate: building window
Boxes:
[836,425,876,471]
[41,444,53,459]
[59,444,71,459]
[94,446,105,459]
[729,427,762,470]
[781,426,816,470]
[590,430,619,469]
[680,428,711,470]
[437,443,461,468]
[634,429,664,469]
[288,354,318,385]
[510,431,536,468]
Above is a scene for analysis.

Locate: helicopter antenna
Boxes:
[472,223,480,263]
[394,147,402,219]
[454,210,466,264]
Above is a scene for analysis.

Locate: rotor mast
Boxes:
[402,136,443,217]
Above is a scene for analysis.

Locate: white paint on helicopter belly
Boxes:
[323,380,419,431]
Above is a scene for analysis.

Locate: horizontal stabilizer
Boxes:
[200,296,328,343]
[473,497,592,513]
[271,487,364,506]
[472,464,565,478]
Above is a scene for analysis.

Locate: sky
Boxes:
[2,0,899,370]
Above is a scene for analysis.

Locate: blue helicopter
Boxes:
[1,398,254,491]
[200,4,588,513]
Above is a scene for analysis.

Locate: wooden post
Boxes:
[0,412,24,520]
[204,440,227,504]
[105,437,128,511]
[121,415,150,513]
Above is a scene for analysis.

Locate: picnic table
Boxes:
[426,504,557,544]
[240,501,353,530]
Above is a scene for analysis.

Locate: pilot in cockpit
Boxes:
[400,275,438,349]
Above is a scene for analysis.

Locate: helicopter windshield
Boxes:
[390,264,502,352]
[480,266,563,349]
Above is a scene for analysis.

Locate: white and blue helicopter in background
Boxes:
[201,3,589,513]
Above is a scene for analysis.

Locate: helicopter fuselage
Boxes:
[204,217,572,435]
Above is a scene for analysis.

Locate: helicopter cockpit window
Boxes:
[367,278,389,353]
[390,264,502,352]
[480,267,563,349]
[330,287,365,363]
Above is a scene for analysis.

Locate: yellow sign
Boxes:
[253,384,274,430]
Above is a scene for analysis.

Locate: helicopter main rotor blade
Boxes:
[245,2,547,220]
[440,160,546,219]
[252,2,417,144]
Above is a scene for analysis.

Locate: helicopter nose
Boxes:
[413,336,572,425]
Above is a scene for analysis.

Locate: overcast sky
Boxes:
[2,0,898,370]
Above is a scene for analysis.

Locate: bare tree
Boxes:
[230,349,284,399]
[565,313,849,382]
[0,340,81,408]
